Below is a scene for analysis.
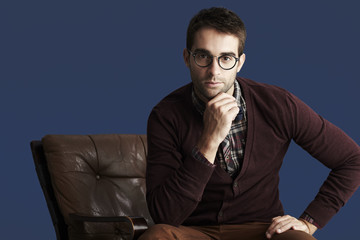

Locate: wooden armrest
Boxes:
[69,213,148,240]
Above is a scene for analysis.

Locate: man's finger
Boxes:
[266,215,299,239]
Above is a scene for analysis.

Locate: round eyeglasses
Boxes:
[187,49,240,70]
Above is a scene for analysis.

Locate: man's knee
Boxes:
[271,230,317,240]
[138,224,175,240]
[138,224,212,240]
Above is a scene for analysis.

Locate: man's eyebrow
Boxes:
[193,48,237,56]
[221,51,237,56]
[193,48,211,54]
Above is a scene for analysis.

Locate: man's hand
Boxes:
[197,92,239,163]
[266,215,317,239]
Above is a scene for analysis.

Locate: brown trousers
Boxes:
[138,223,317,240]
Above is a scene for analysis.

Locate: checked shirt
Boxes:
[192,80,247,178]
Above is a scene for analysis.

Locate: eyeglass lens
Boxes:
[194,53,237,70]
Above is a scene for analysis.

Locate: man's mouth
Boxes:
[204,81,222,87]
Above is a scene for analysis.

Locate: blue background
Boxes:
[1,0,359,239]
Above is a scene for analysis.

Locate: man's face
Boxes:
[184,27,245,102]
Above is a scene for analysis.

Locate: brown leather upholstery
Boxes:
[31,134,153,240]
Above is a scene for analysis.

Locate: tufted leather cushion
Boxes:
[42,134,153,238]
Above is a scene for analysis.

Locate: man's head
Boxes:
[186,7,246,56]
[184,7,247,102]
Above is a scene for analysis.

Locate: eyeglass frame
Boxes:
[187,49,240,70]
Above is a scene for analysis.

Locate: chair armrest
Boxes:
[69,213,148,240]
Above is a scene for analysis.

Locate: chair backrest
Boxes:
[31,134,153,239]
[31,140,68,240]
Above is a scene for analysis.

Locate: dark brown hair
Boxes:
[186,7,247,56]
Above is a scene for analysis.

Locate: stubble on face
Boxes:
[191,71,235,101]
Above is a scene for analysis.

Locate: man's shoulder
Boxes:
[151,82,193,113]
[237,77,289,94]
[237,77,292,100]
[162,83,192,102]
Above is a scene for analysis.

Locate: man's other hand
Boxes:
[266,215,317,239]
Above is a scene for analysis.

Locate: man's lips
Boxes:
[204,81,222,87]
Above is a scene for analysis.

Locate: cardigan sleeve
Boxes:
[287,92,360,228]
[145,106,216,226]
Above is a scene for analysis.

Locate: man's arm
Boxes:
[267,91,360,237]
[291,94,360,227]
[146,93,239,226]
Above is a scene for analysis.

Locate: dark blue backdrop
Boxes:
[1,1,359,239]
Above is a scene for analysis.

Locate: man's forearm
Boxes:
[146,151,215,225]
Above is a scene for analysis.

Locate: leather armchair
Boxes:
[31,134,154,240]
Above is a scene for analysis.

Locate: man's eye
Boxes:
[221,55,233,61]
[198,53,210,59]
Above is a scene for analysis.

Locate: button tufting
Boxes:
[96,175,100,180]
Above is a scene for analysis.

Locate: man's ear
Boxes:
[236,53,246,73]
[183,48,190,68]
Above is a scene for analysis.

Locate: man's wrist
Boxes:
[299,213,320,228]
[192,146,216,167]
[299,218,317,235]
[196,138,219,164]
[299,213,318,235]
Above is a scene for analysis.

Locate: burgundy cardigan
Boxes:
[146,77,360,228]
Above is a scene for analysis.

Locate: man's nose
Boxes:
[208,57,221,76]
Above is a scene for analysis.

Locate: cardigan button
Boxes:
[234,182,238,187]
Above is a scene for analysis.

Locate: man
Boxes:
[140,7,360,240]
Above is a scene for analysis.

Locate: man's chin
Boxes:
[204,91,222,100]
[206,94,218,100]
[194,86,223,102]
